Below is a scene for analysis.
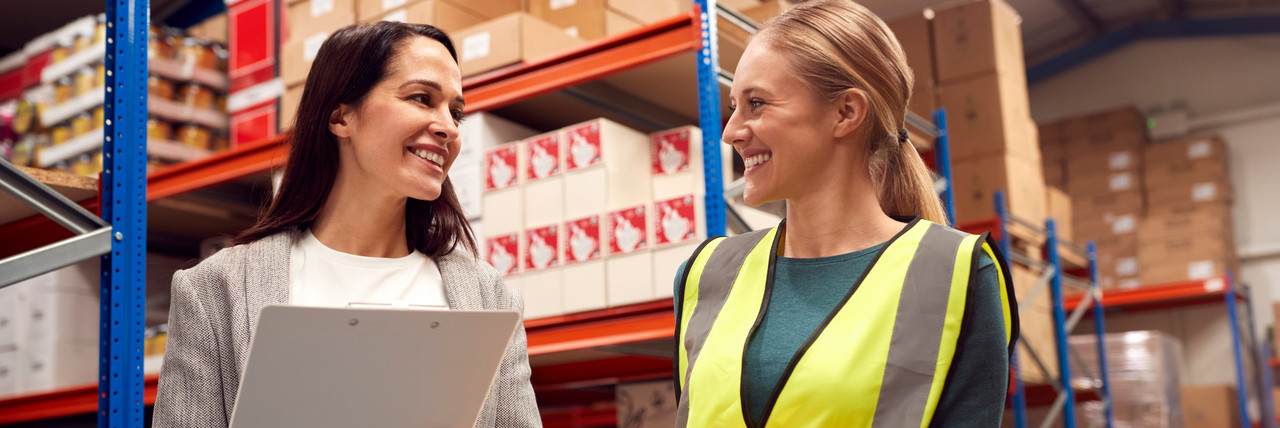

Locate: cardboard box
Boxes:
[611,0,689,25]
[1145,134,1226,165]
[364,0,487,34]
[454,13,584,77]
[524,132,565,226]
[1056,106,1145,138]
[18,342,98,393]
[932,0,1025,84]
[1142,259,1232,286]
[1093,234,1140,288]
[0,350,15,397]
[1067,170,1140,196]
[0,286,23,348]
[279,83,304,130]
[1146,180,1231,213]
[651,126,708,201]
[1066,148,1142,177]
[459,113,537,171]
[231,98,281,146]
[484,232,522,276]
[1144,157,1228,189]
[740,0,790,24]
[1138,205,1232,241]
[950,154,1046,240]
[281,28,345,87]
[482,142,525,236]
[616,381,679,428]
[25,292,98,346]
[887,11,936,119]
[562,216,606,313]
[562,118,653,219]
[451,164,483,219]
[1070,190,1143,225]
[229,0,283,91]
[525,224,561,271]
[936,72,1037,162]
[606,204,656,305]
[288,0,356,40]
[522,268,565,319]
[1181,385,1241,428]
[1138,234,1234,283]
[1012,263,1056,384]
[188,13,229,44]
[1063,128,1146,158]
[450,0,520,20]
[1046,187,1072,242]
[653,240,700,299]
[1074,211,1138,242]
[526,0,644,40]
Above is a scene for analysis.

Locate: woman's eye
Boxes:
[749,100,765,110]
[451,110,465,123]
[410,94,430,105]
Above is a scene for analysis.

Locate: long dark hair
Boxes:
[233,21,477,258]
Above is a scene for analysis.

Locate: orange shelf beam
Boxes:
[525,300,675,356]
[1064,276,1235,312]
[0,375,159,425]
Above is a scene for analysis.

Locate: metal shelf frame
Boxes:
[992,191,1115,428]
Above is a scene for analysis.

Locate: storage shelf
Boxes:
[149,57,227,90]
[40,88,104,127]
[37,128,103,167]
[39,42,106,84]
[0,166,97,227]
[147,139,213,163]
[526,300,674,357]
[148,98,228,131]
[0,375,159,425]
[1064,276,1235,312]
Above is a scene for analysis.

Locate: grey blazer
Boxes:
[152,232,542,427]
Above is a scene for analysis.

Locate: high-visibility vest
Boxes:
[675,218,1018,428]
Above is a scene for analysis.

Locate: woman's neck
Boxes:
[781,170,904,259]
[310,172,410,258]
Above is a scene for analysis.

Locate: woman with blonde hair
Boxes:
[673,1,1019,426]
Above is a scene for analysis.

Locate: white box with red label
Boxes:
[482,142,525,236]
[562,215,607,314]
[484,232,522,277]
[651,194,706,300]
[562,118,652,219]
[522,269,565,320]
[606,205,655,306]
[524,224,561,271]
[652,126,718,201]
[523,132,565,227]
[458,112,537,172]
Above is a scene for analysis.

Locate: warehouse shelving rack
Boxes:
[1062,274,1277,428]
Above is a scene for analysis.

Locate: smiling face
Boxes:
[329,36,464,202]
[723,40,846,206]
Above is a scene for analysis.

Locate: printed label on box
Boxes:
[485,146,518,190]
[1118,278,1141,289]
[462,32,491,62]
[1109,152,1132,170]
[1204,277,1226,292]
[609,206,648,254]
[550,0,577,11]
[655,195,696,245]
[383,9,408,22]
[1192,182,1217,202]
[652,129,691,174]
[303,33,328,62]
[526,134,561,180]
[565,122,601,170]
[311,0,334,17]
[1188,260,1214,279]
[1188,140,1212,160]
[564,27,579,38]
[564,216,601,263]
[486,234,519,276]
[1112,214,1135,235]
[382,0,407,11]
[525,225,559,270]
[1109,172,1133,192]
[1115,257,1138,276]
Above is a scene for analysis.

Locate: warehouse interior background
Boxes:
[1,0,1279,426]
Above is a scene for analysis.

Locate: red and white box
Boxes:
[482,142,524,236]
[524,132,565,227]
[524,224,560,271]
[652,126,717,200]
[562,118,651,219]
[562,215,607,314]
[458,112,537,173]
[652,194,706,299]
[484,233,521,277]
[606,205,655,306]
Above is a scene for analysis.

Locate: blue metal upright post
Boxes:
[100,0,148,426]
[694,0,726,238]
[1046,219,1077,428]
[1226,272,1252,428]
[1087,242,1115,428]
[994,191,1028,428]
[932,109,956,224]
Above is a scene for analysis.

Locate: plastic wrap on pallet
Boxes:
[1069,331,1186,428]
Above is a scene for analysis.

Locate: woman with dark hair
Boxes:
[153,22,540,427]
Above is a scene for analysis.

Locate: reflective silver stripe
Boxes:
[676,228,772,428]
[871,223,967,428]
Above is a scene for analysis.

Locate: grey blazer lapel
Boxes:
[438,252,482,310]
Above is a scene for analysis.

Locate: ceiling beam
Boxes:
[1054,0,1105,35]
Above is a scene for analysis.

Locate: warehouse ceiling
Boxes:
[3,0,1279,76]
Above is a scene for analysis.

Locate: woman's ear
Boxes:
[328,103,353,139]
[833,89,869,139]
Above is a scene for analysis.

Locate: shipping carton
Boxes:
[951,154,1046,242]
[1063,127,1146,158]
[937,72,1037,162]
[1145,180,1231,213]
[362,0,486,34]
[886,11,936,118]
[1181,385,1241,428]
[932,0,1025,84]
[454,13,585,77]
[527,0,645,40]
[1013,263,1056,384]
[1055,106,1145,138]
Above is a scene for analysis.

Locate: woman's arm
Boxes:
[929,254,1009,427]
[491,284,543,427]
[153,269,228,427]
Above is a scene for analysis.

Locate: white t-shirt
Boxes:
[288,230,448,308]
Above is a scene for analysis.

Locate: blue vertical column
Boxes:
[1225,273,1251,428]
[932,109,955,224]
[100,0,148,426]
[994,191,1027,428]
[1087,242,1115,428]
[694,0,726,238]
[1046,220,1076,428]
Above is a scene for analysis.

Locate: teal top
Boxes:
[674,240,1007,427]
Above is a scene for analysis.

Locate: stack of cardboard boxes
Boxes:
[0,261,100,399]
[1039,107,1148,289]
[1139,135,1236,285]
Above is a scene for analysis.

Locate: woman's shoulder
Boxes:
[437,249,518,308]
[177,231,294,285]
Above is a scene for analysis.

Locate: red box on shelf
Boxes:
[229,0,282,92]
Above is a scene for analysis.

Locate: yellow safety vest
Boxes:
[675,218,1018,428]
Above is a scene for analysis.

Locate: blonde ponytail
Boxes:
[758,0,949,225]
